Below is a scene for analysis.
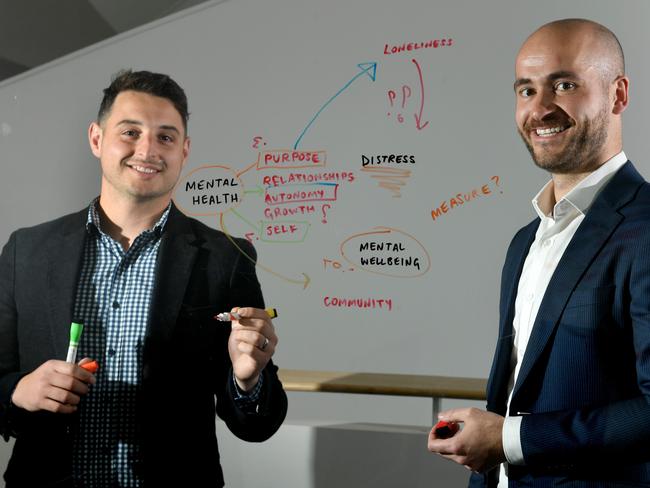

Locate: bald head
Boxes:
[520,19,624,83]
[514,18,629,176]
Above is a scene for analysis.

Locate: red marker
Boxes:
[80,360,99,374]
[214,308,278,321]
[433,420,459,439]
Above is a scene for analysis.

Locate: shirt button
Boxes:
[543,239,553,247]
[112,301,120,309]
[108,348,116,356]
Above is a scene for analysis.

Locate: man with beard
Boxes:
[0,70,287,487]
[427,18,650,487]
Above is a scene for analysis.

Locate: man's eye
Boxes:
[555,81,576,92]
[519,87,534,98]
[159,135,174,143]
[123,130,139,137]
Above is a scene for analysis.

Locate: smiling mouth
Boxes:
[127,163,161,174]
[534,125,570,137]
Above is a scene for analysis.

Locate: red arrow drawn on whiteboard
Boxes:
[412,58,429,131]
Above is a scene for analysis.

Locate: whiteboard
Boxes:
[1,0,649,425]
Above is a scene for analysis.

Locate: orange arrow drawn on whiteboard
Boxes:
[236,159,259,178]
[220,212,311,289]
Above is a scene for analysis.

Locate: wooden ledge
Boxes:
[278,369,487,401]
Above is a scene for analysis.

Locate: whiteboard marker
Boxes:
[214,308,278,321]
[66,322,84,363]
[433,420,459,439]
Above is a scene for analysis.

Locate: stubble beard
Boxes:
[518,106,610,175]
[106,159,175,202]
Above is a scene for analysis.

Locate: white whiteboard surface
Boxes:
[1,0,649,426]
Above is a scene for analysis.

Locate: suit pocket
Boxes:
[564,285,615,309]
[560,285,615,335]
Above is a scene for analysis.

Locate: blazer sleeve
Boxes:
[0,232,27,441]
[519,230,650,467]
[214,238,287,442]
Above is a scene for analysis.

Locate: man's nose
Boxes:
[135,134,159,161]
[529,89,558,121]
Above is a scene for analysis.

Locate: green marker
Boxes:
[66,322,84,363]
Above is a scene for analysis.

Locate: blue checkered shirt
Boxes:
[71,200,170,486]
[71,200,262,487]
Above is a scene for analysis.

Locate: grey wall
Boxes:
[1,0,649,485]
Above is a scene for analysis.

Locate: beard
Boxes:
[518,106,609,174]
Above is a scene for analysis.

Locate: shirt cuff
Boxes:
[502,415,525,465]
[231,372,263,408]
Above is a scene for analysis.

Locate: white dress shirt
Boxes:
[497,151,628,487]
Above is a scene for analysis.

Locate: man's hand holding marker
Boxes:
[219,308,279,393]
[11,323,98,413]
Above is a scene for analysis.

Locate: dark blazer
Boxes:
[0,204,287,487]
[470,162,650,488]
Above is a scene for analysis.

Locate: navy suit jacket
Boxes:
[470,162,650,487]
[0,204,287,487]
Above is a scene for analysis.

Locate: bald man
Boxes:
[428,19,650,487]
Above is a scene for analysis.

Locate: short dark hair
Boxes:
[97,69,189,133]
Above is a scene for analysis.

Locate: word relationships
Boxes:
[263,171,354,187]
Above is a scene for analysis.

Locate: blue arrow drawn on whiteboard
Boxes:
[293,62,377,149]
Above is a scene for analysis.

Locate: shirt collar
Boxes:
[85,197,172,238]
[532,151,627,221]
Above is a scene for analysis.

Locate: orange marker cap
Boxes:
[80,360,99,374]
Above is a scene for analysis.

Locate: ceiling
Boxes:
[0,0,211,83]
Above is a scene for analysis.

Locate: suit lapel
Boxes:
[511,162,644,402]
[46,210,88,360]
[146,206,201,347]
[487,220,537,411]
[500,222,539,340]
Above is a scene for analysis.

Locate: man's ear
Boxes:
[612,75,629,115]
[181,136,191,168]
[88,121,103,157]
